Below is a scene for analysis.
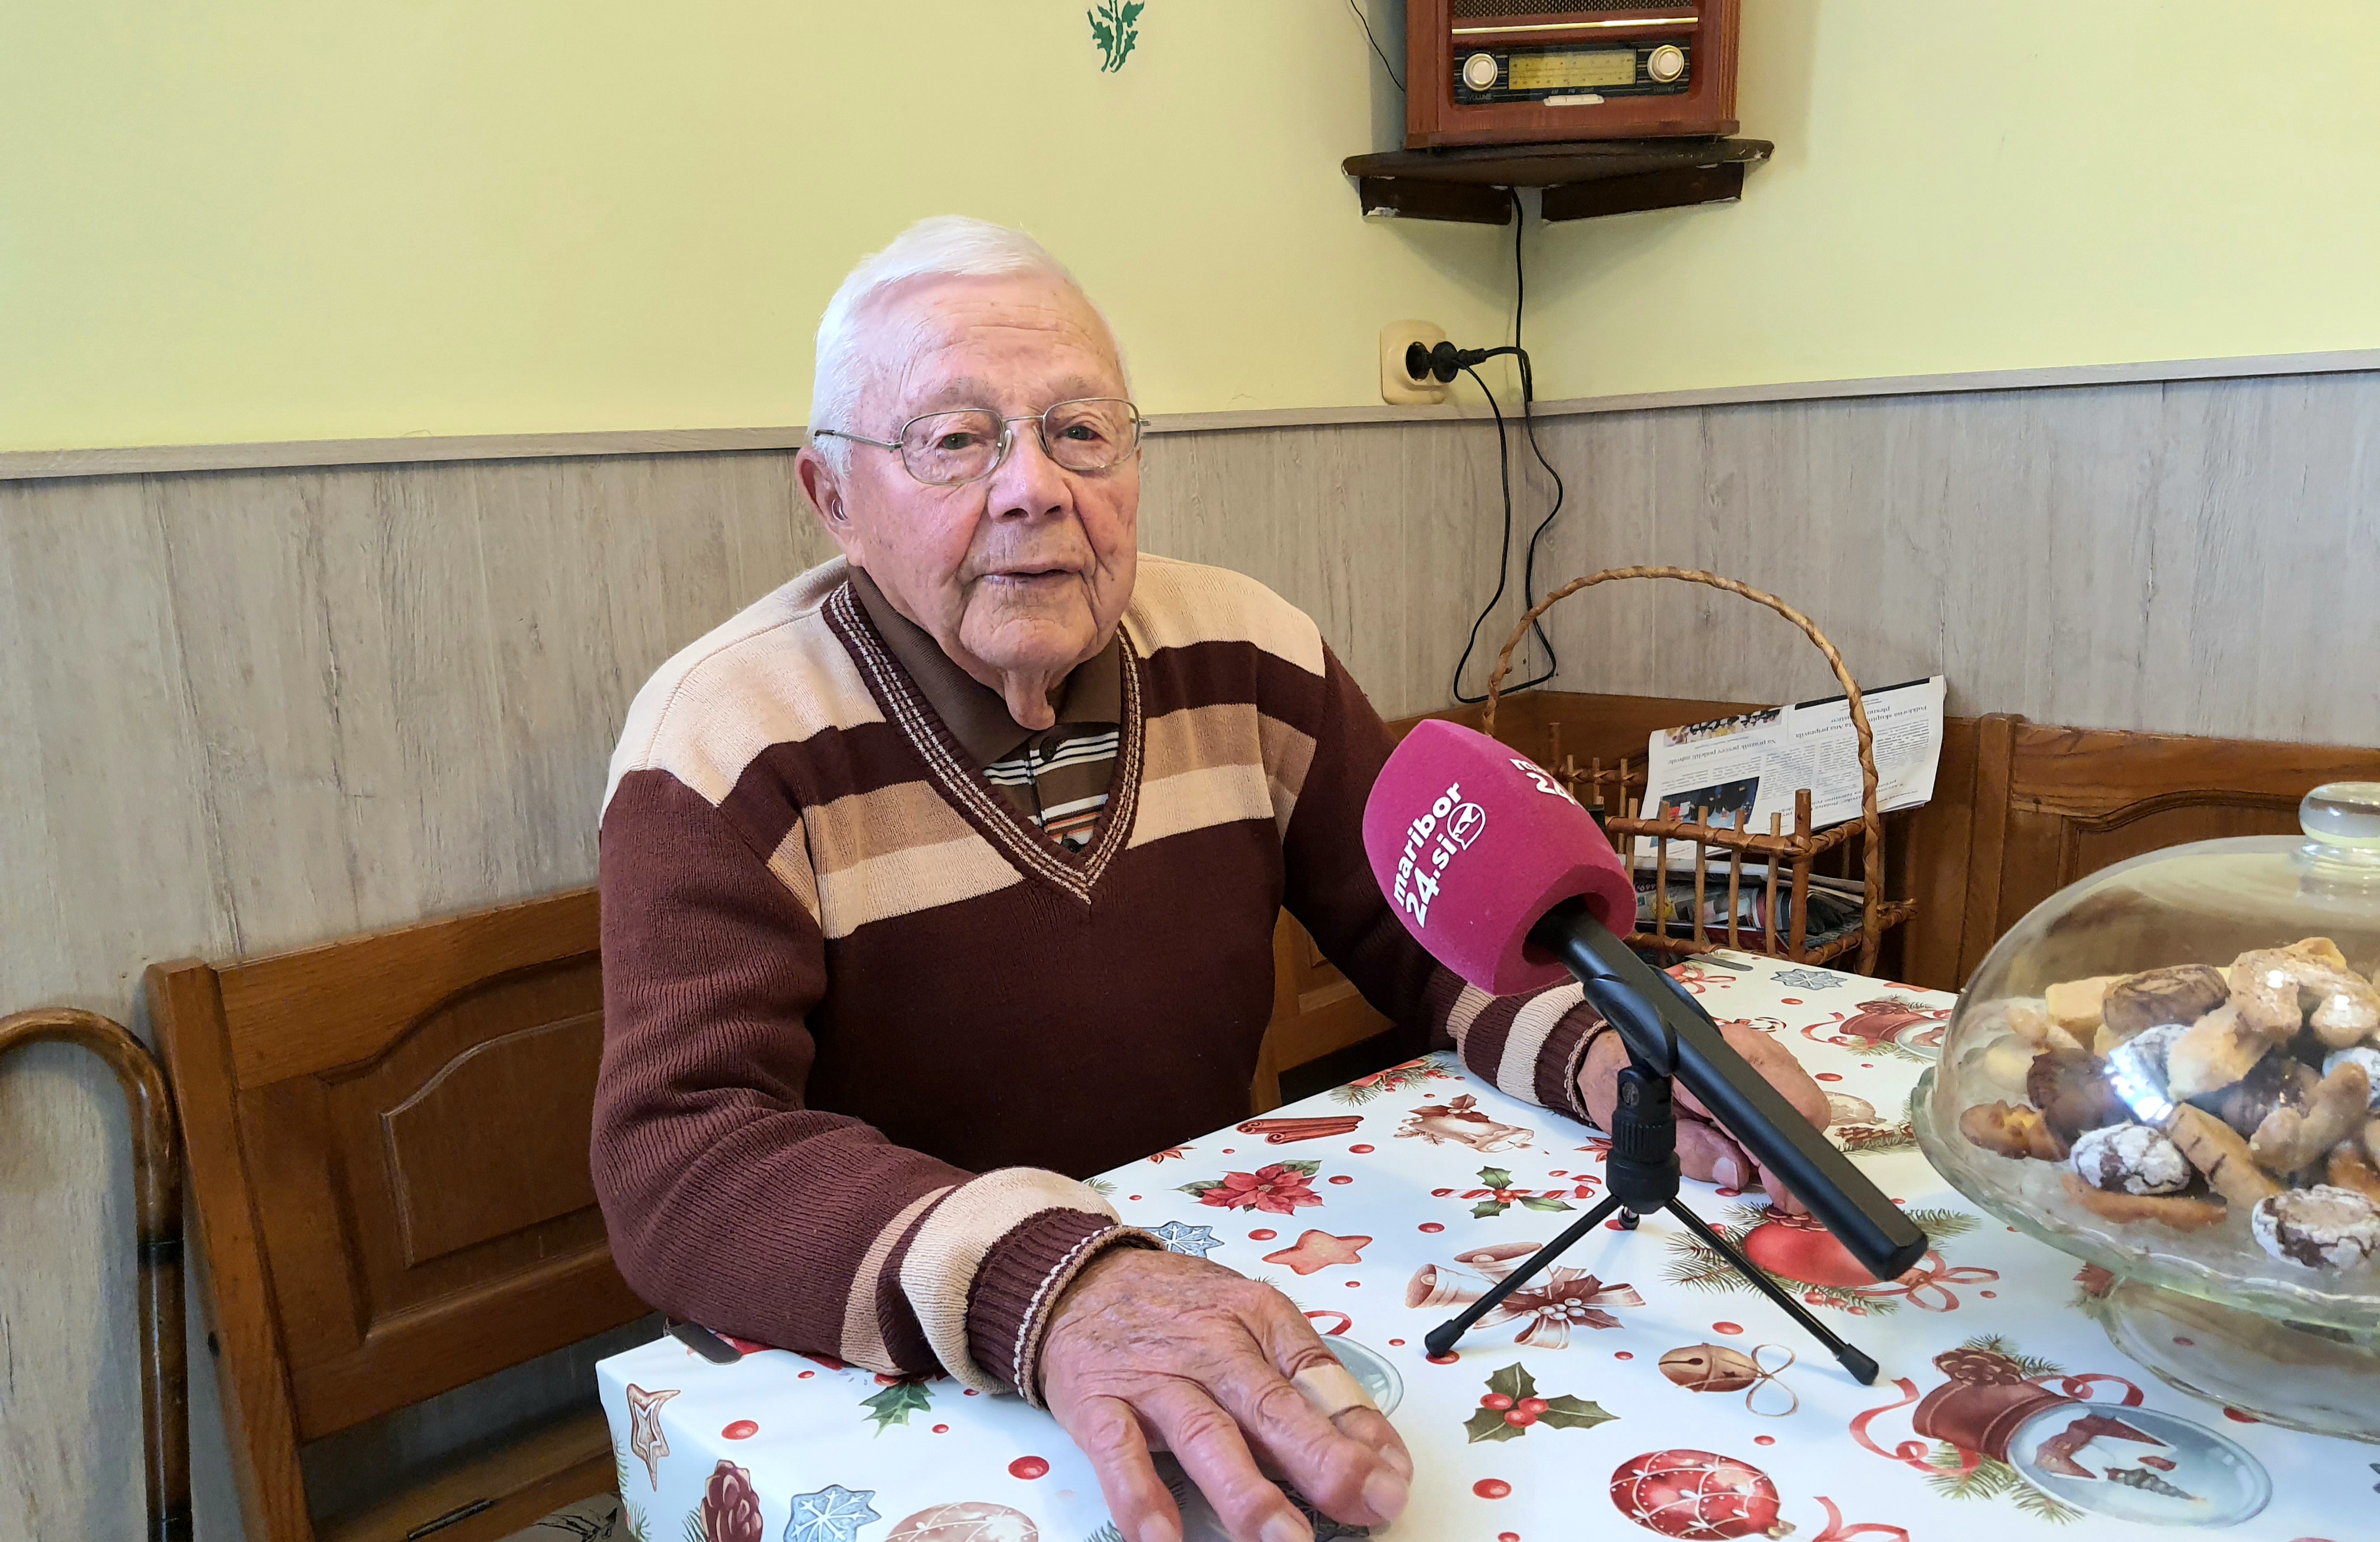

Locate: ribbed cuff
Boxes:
[1541,1004,1613,1123]
[965,1208,1159,1403]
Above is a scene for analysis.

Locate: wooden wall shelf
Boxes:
[1343,138,1772,225]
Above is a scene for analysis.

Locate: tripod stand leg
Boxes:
[1425,1192,1627,1359]
[1665,1202,1879,1386]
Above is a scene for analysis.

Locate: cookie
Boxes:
[2250,1184,2380,1270]
[2198,1051,2320,1138]
[2101,965,2230,1039]
[2323,1046,2380,1113]
[2070,1123,2191,1195]
[2026,1048,2132,1144]
[2112,1021,2190,1095]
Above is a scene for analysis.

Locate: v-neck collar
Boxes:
[824,580,1143,905]
[845,565,1123,767]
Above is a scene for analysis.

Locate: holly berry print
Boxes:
[860,1376,933,1433]
[588,951,2361,1541]
[1179,1159,1323,1214]
[1463,1363,1616,1443]
[1461,1165,1579,1218]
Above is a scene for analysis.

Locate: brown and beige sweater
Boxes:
[593,554,1606,1399]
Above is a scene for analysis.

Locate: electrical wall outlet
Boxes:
[1379,320,1449,406]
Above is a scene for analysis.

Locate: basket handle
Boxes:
[1483,565,1885,973]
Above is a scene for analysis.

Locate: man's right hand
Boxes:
[1037,1247,1413,1542]
[1576,1014,1833,1211]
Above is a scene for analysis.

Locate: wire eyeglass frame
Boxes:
[813,397,1144,486]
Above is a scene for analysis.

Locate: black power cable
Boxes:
[1511,192,1568,669]
[1346,0,1405,92]
[1449,201,1569,704]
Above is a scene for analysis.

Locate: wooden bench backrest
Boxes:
[1418,694,2380,994]
[148,887,646,1541]
[1955,718,2380,982]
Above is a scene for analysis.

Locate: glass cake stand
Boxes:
[1912,785,2380,1441]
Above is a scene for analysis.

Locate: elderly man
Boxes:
[593,215,1825,1542]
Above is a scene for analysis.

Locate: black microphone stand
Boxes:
[1423,969,1882,1385]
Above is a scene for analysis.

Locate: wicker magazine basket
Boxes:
[1482,566,1915,976]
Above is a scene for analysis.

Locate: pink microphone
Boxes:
[1361,719,1637,996]
[1364,721,1930,1350]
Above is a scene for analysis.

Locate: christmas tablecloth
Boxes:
[597,952,2370,1542]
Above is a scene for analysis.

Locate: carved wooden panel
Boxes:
[381,1012,605,1268]
[2055,794,2306,890]
[310,963,607,1322]
[152,886,649,1497]
[1957,720,2380,982]
[285,955,633,1437]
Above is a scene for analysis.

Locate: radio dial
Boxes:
[1647,44,1686,83]
[1462,52,1499,91]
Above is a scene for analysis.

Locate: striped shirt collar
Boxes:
[846,565,1123,766]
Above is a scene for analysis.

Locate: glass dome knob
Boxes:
[2301,781,2380,866]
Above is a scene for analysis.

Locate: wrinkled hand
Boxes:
[1575,1017,1832,1212]
[1038,1247,1413,1542]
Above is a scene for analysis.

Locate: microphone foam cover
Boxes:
[1362,719,1639,995]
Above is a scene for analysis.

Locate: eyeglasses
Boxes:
[813,397,1144,486]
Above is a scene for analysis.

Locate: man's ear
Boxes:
[795,447,862,556]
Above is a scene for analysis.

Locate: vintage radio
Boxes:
[1405,1,1740,149]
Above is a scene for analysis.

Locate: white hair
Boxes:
[809,215,1123,471]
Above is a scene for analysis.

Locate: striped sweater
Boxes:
[592,555,1606,1399]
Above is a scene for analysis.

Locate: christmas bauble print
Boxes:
[1739,1208,1878,1288]
[1609,1449,1790,1539]
[885,1501,1040,1541]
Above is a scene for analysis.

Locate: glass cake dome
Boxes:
[1912,783,2380,1442]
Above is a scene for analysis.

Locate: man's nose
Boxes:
[986,420,1072,521]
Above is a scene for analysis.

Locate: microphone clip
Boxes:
[1605,1064,1681,1219]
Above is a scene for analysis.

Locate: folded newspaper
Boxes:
[1632,676,1946,869]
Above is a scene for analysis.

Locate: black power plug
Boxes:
[1405,338,1495,385]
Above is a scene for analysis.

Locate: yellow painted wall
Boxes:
[1530,1,2380,396]
[6,1,2379,454]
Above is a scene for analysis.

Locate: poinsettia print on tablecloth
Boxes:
[1179,1159,1325,1213]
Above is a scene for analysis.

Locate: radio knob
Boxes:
[1647,43,1685,82]
[1462,52,1499,91]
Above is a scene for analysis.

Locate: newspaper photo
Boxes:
[1633,676,1946,868]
